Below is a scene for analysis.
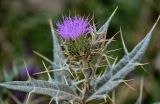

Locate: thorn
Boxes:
[98,71,104,78]
[74,70,79,80]
[33,67,67,75]
[70,100,74,104]
[55,97,58,104]
[152,15,160,30]
[146,15,160,40]
[103,54,112,68]
[112,57,118,67]
[107,55,117,61]
[49,97,54,104]
[95,38,117,44]
[103,95,107,102]
[106,48,122,53]
[120,27,129,56]
[140,65,147,72]
[42,60,52,81]
[23,60,31,81]
[59,55,68,66]
[123,80,136,91]
[134,62,149,72]
[123,79,135,82]
[63,61,76,79]
[68,68,76,80]
[112,90,116,104]
[134,62,150,66]
[115,6,119,12]
[33,70,48,75]
[75,85,83,93]
[55,92,59,104]
[139,77,144,102]
[25,87,35,104]
[63,76,69,86]
[91,20,97,43]
[106,94,113,103]
[81,68,87,79]
[33,51,53,65]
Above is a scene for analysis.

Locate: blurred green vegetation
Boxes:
[0,0,160,104]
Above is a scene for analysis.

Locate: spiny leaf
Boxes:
[0,79,80,101]
[93,16,160,89]
[49,19,71,83]
[96,7,118,40]
[87,16,160,102]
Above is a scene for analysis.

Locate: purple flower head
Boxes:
[56,15,92,40]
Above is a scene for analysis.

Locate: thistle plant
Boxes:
[0,7,160,104]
